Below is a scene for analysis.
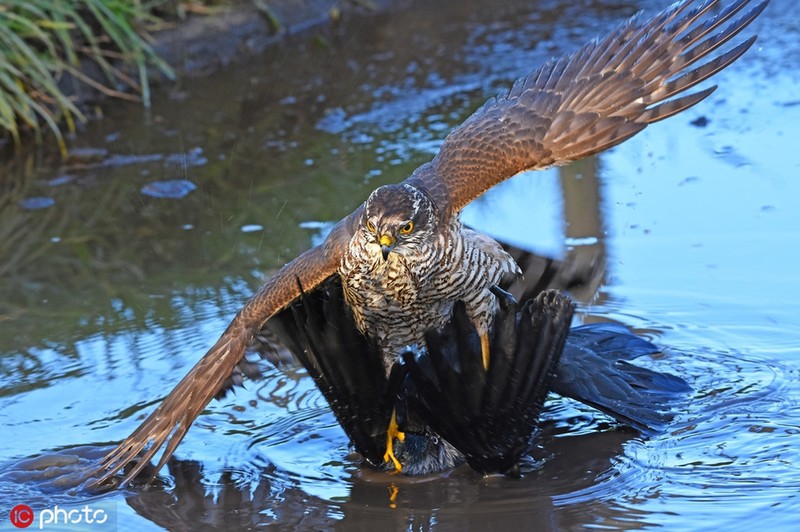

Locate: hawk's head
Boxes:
[362,184,438,261]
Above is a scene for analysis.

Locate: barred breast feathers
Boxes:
[460,227,522,280]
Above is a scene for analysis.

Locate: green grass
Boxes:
[0,0,175,155]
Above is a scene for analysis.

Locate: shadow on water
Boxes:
[1,0,800,529]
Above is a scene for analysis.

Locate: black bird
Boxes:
[268,278,690,476]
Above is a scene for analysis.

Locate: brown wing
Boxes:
[87,209,361,489]
[408,0,767,214]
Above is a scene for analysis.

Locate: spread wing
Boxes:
[407,0,767,213]
[87,209,361,489]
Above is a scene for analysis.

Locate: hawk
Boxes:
[89,0,767,487]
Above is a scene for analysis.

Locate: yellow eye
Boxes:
[366,220,376,233]
[400,221,414,234]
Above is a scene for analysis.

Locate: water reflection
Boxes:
[118,425,641,531]
[1,0,799,529]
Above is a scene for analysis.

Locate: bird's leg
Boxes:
[383,407,405,472]
[480,333,491,371]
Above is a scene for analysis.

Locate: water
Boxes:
[1,0,799,529]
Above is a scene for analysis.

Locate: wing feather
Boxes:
[412,0,766,213]
[87,210,361,488]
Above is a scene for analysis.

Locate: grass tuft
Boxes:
[0,0,176,155]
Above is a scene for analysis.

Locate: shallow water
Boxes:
[1,0,799,529]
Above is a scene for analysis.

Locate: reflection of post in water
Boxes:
[501,157,606,306]
[559,156,606,304]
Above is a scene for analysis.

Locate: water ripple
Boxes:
[555,346,800,526]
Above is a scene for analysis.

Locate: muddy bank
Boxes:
[153,0,398,77]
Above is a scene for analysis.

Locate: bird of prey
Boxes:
[89,0,767,487]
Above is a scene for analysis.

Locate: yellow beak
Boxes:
[379,234,394,261]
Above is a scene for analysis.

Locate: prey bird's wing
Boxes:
[406,0,766,214]
[87,209,361,489]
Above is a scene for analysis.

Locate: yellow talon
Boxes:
[383,409,405,472]
[481,333,490,371]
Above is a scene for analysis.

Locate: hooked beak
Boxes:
[379,234,395,261]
